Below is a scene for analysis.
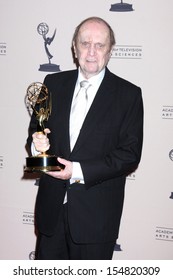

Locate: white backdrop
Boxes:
[0,0,173,260]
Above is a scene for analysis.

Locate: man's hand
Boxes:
[32,128,51,153]
[47,157,73,180]
[32,129,72,180]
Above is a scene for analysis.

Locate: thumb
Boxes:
[44,128,51,135]
[57,157,68,165]
[57,157,69,166]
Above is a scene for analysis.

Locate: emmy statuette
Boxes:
[24,82,64,172]
[37,22,60,72]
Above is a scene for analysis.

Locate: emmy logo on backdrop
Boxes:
[110,0,133,12]
[37,22,60,72]
[24,82,64,172]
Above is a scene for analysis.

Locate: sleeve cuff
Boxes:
[31,142,41,156]
[70,162,85,184]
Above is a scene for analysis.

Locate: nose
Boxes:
[88,44,96,55]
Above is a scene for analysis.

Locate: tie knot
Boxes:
[80,80,90,90]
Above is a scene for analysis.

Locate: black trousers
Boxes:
[35,203,115,260]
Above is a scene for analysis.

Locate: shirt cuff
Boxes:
[70,162,85,184]
[31,142,41,156]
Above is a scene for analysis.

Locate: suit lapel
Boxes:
[56,71,78,158]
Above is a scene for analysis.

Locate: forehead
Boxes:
[78,21,110,42]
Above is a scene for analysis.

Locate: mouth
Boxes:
[86,59,97,63]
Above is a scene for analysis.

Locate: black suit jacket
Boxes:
[27,67,143,243]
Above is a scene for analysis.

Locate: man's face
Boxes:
[73,21,112,79]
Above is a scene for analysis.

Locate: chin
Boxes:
[85,66,99,74]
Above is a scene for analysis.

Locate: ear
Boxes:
[72,41,77,58]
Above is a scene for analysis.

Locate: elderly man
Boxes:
[27,16,143,259]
